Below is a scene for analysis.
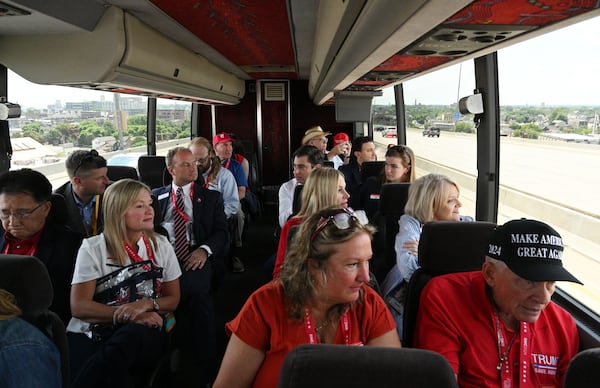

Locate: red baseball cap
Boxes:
[333,132,350,145]
[213,132,233,146]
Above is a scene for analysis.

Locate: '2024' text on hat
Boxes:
[487,218,582,284]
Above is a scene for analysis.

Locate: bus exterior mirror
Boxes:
[458,93,484,115]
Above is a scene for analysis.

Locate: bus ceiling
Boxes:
[1,0,599,105]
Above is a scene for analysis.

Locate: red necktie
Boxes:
[174,187,190,261]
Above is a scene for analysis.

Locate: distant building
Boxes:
[157,109,186,121]
[10,137,58,166]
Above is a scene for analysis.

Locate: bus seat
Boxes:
[402,221,496,347]
[370,183,410,283]
[0,254,69,387]
[138,155,167,189]
[291,184,304,216]
[162,166,173,187]
[278,344,458,388]
[360,161,385,184]
[107,165,139,182]
[565,347,600,388]
[48,193,69,227]
[241,139,262,195]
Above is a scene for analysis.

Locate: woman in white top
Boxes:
[382,173,472,340]
[67,179,181,388]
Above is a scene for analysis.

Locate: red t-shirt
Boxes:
[226,281,396,388]
[272,217,303,278]
[414,271,579,388]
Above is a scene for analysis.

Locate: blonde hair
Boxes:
[0,289,21,320]
[296,167,344,218]
[280,208,375,319]
[102,179,158,266]
[404,173,459,223]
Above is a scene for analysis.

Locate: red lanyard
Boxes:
[495,311,532,388]
[124,233,156,264]
[170,185,194,222]
[222,158,231,170]
[304,307,350,345]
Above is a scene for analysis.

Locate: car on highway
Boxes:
[423,127,441,137]
[383,127,397,138]
[107,152,145,168]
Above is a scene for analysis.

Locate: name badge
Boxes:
[369,194,380,200]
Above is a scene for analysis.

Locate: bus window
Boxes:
[497,19,600,315]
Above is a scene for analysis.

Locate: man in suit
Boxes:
[153,146,229,386]
[0,169,82,324]
[339,136,376,209]
[54,149,109,238]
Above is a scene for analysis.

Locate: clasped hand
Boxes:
[113,299,163,329]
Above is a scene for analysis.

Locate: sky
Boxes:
[6,14,600,109]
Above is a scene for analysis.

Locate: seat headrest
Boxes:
[565,348,600,387]
[107,165,139,181]
[418,221,496,273]
[360,161,385,183]
[379,183,410,216]
[48,193,69,226]
[278,344,457,387]
[0,255,53,317]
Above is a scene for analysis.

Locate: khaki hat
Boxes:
[302,126,331,145]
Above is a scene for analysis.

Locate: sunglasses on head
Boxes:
[310,208,369,241]
[73,149,100,176]
[386,145,411,165]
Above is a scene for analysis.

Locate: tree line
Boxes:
[14,115,190,147]
[373,104,598,139]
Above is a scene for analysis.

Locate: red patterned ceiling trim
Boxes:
[375,56,451,72]
[446,0,598,26]
[150,0,295,68]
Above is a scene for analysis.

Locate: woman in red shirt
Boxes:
[214,207,401,388]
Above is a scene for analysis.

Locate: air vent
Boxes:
[404,24,534,57]
[0,2,30,16]
[264,83,286,101]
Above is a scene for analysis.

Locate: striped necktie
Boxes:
[174,187,190,261]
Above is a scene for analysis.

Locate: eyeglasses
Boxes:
[194,155,211,165]
[73,149,100,176]
[0,202,47,221]
[310,208,369,241]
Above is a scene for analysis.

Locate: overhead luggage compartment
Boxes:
[0,6,245,105]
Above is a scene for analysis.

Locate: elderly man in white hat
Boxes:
[301,126,349,167]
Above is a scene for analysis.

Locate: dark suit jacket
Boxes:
[54,182,104,238]
[152,183,230,260]
[339,160,361,209]
[0,223,83,325]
